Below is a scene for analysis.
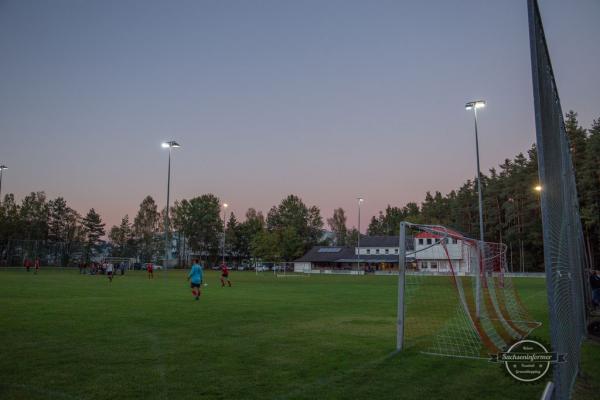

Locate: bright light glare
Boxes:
[465,100,486,110]
[162,141,181,148]
[223,203,228,208]
[535,185,542,192]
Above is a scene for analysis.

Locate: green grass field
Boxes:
[1,268,598,399]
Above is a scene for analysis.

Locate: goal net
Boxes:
[398,223,540,359]
[102,257,134,271]
[274,262,308,278]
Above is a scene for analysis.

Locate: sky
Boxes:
[0,0,599,231]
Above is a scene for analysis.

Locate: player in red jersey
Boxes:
[24,258,31,272]
[146,262,154,279]
[220,263,232,287]
[34,258,40,274]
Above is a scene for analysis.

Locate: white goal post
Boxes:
[396,221,540,358]
[102,257,136,270]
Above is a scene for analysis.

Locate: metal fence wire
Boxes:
[528,0,591,398]
[0,239,86,267]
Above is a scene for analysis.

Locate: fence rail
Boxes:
[0,239,87,267]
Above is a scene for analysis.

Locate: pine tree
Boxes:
[133,196,160,262]
[82,208,105,262]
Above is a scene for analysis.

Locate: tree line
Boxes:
[1,111,597,270]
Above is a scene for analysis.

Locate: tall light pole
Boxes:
[357,197,364,271]
[0,165,7,202]
[222,203,228,266]
[161,141,180,269]
[465,100,485,318]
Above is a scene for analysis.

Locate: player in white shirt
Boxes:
[106,263,114,283]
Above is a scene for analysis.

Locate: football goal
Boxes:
[274,262,309,278]
[102,257,135,271]
[396,222,540,359]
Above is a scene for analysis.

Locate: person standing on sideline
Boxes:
[106,263,114,283]
[146,262,154,279]
[590,269,600,310]
[220,263,232,287]
[34,258,40,274]
[24,258,31,272]
[187,259,204,301]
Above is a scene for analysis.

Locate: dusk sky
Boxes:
[1,0,599,231]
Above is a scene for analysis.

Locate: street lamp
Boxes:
[0,165,7,202]
[162,141,180,270]
[534,184,543,212]
[357,197,364,271]
[222,203,228,266]
[465,100,486,318]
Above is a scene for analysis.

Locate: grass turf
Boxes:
[0,268,598,399]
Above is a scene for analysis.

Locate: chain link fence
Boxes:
[0,239,86,267]
[528,0,591,398]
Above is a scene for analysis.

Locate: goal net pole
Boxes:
[396,221,407,351]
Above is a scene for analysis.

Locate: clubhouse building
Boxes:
[294,233,474,274]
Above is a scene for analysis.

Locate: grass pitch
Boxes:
[0,268,598,399]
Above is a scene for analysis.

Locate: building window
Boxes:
[426,238,432,245]
[418,238,424,245]
[366,249,370,255]
[431,262,438,270]
[375,249,380,255]
[395,249,399,254]
[385,249,389,254]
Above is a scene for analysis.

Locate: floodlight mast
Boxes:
[357,197,364,272]
[222,203,228,265]
[465,100,486,319]
[162,141,180,270]
[0,165,7,203]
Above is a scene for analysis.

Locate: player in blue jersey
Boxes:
[187,259,204,301]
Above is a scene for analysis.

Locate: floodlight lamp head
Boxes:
[465,100,486,110]
[0,165,7,171]
[357,197,364,203]
[223,203,228,208]
[162,140,181,148]
[534,185,542,192]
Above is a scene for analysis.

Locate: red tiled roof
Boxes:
[415,229,463,239]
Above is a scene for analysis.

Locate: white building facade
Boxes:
[412,232,474,273]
